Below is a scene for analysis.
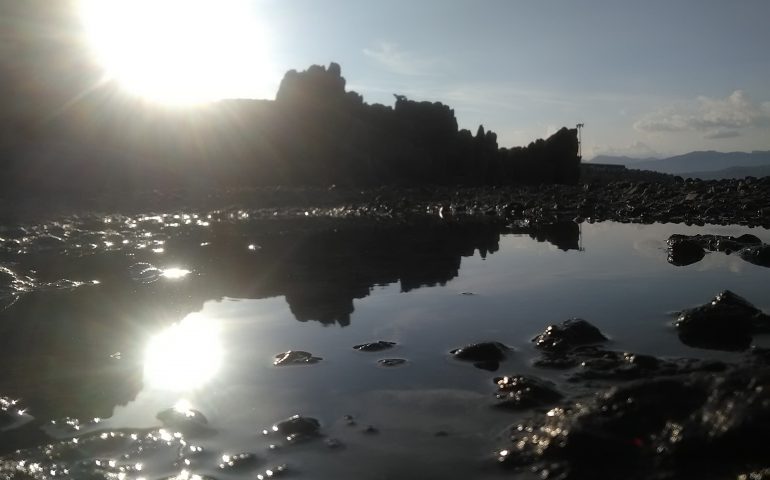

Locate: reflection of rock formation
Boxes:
[0,219,580,420]
[508,221,581,251]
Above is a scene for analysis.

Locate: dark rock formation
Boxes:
[666,233,768,267]
[450,341,511,371]
[675,290,770,351]
[1,56,581,201]
[532,318,608,353]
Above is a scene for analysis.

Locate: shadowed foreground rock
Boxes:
[497,362,770,479]
[675,290,770,351]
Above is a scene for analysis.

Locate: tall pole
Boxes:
[576,123,584,159]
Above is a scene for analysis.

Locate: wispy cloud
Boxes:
[634,90,770,139]
[362,42,444,76]
[703,129,741,140]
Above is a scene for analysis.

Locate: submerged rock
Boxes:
[353,340,396,352]
[450,341,511,371]
[675,290,770,351]
[273,350,322,366]
[263,415,321,443]
[377,358,407,367]
[492,375,562,410]
[532,318,608,353]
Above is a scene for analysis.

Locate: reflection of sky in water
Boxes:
[144,313,222,391]
[4,220,770,479]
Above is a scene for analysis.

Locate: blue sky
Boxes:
[243,0,770,159]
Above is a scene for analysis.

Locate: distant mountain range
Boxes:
[590,151,770,178]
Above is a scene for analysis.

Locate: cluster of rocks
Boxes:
[5,176,770,228]
[491,293,770,479]
[667,232,770,267]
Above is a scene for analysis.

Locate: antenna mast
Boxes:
[576,123,584,159]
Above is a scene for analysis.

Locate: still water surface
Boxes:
[0,217,768,479]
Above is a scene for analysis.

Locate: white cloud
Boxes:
[362,42,443,76]
[703,129,741,140]
[634,90,770,138]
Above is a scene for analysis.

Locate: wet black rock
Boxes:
[492,375,562,410]
[450,341,511,371]
[263,415,321,443]
[353,340,396,352]
[218,452,259,471]
[666,234,705,266]
[666,233,769,267]
[675,290,770,351]
[740,244,770,267]
[377,358,407,367]
[156,406,209,435]
[273,350,322,366]
[532,318,608,353]
[497,364,770,479]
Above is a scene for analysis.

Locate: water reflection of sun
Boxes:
[144,313,223,391]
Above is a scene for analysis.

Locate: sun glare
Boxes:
[144,313,223,391]
[78,0,275,105]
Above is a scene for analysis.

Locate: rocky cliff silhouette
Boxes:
[1,61,580,198]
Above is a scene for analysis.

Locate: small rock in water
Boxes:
[263,415,321,443]
[157,405,209,434]
[353,340,396,352]
[273,350,322,366]
[532,318,608,353]
[450,341,511,371]
[218,452,259,471]
[493,375,562,410]
[377,358,407,367]
[666,234,706,266]
[362,425,379,435]
[128,262,163,283]
[675,290,770,350]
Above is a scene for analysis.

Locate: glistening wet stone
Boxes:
[263,415,321,444]
[492,375,562,410]
[273,350,322,366]
[532,318,608,353]
[450,341,511,371]
[353,341,396,352]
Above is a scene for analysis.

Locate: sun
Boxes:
[78,0,275,105]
